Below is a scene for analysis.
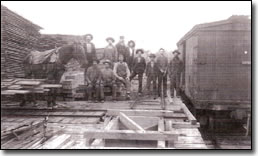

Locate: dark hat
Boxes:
[136,49,144,54]
[128,40,136,47]
[106,37,115,43]
[84,34,93,40]
[149,54,156,58]
[103,59,112,65]
[172,50,180,54]
[159,48,165,51]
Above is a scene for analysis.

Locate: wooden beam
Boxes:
[107,109,186,118]
[157,118,165,148]
[91,117,119,147]
[165,120,175,148]
[84,130,178,141]
[119,112,145,132]
[180,103,197,125]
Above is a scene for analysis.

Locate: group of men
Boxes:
[82,34,183,103]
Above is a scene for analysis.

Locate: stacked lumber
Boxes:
[1,5,42,78]
[1,78,62,96]
[1,119,45,149]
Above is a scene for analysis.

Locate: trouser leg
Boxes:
[87,85,93,101]
[157,74,162,96]
[163,73,167,96]
[170,76,175,97]
[112,83,117,100]
[100,83,104,100]
[175,74,181,96]
[95,84,101,101]
[146,76,151,94]
[138,73,143,93]
[124,79,131,94]
[153,76,157,97]
[130,71,137,81]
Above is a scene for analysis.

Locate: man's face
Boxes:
[173,53,179,57]
[137,52,142,57]
[160,50,165,55]
[108,40,113,45]
[92,61,97,66]
[118,55,124,62]
[129,42,134,48]
[104,63,110,68]
[120,38,124,43]
[86,36,92,42]
[150,57,155,61]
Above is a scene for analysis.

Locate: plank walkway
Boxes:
[1,96,209,149]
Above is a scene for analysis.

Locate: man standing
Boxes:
[116,36,130,65]
[145,53,159,99]
[168,50,183,98]
[127,40,136,71]
[85,59,103,103]
[83,34,96,67]
[156,48,168,97]
[113,54,131,100]
[100,60,117,101]
[102,37,117,63]
[130,49,146,95]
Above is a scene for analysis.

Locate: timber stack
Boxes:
[1,5,42,79]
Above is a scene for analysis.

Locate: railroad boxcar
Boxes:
[177,16,251,128]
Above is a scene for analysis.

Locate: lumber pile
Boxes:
[1,78,62,96]
[1,119,46,149]
[1,5,42,79]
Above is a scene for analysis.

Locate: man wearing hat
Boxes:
[157,48,168,97]
[130,49,146,95]
[168,50,183,98]
[85,59,103,102]
[146,53,159,99]
[116,36,130,65]
[102,37,117,63]
[100,60,117,101]
[83,34,96,67]
[128,40,136,71]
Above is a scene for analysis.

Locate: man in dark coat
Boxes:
[168,50,183,98]
[85,59,103,102]
[116,36,130,65]
[130,49,146,95]
[83,34,97,67]
[156,48,168,97]
[145,53,159,99]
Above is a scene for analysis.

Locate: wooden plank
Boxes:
[165,120,175,148]
[107,109,186,118]
[91,117,119,147]
[157,118,165,148]
[119,113,145,132]
[129,116,158,130]
[180,104,197,125]
[84,130,178,141]
[43,134,72,149]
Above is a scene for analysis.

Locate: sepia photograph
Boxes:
[0,1,252,150]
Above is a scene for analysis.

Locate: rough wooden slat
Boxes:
[84,130,178,141]
[119,113,145,132]
[157,118,165,148]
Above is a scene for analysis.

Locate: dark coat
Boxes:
[146,61,159,77]
[83,42,96,65]
[168,56,183,76]
[116,43,130,63]
[132,56,146,73]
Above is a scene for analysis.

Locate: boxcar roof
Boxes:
[177,15,251,46]
[1,5,43,30]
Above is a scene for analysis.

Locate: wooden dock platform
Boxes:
[1,96,208,149]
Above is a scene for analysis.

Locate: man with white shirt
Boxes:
[127,40,136,71]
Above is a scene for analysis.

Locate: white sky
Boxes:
[1,1,251,52]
